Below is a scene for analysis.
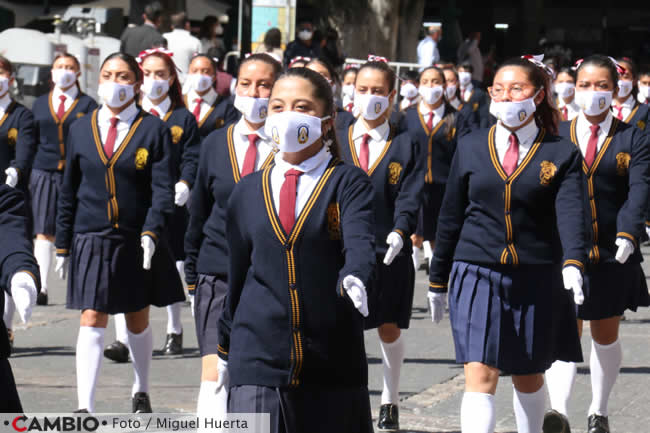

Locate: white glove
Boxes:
[5,167,18,188]
[55,256,69,280]
[562,266,584,305]
[189,294,195,318]
[215,359,229,392]
[614,238,634,264]
[383,231,404,266]
[427,292,446,324]
[10,272,38,324]
[342,275,369,317]
[646,226,650,240]
[141,235,156,270]
[174,182,190,207]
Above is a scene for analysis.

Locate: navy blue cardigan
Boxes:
[559,118,650,264]
[0,186,40,359]
[162,105,200,187]
[0,102,36,186]
[459,87,490,130]
[217,158,376,388]
[32,91,98,172]
[338,124,424,255]
[619,101,650,132]
[185,94,240,139]
[184,124,275,291]
[429,125,588,292]
[55,108,175,255]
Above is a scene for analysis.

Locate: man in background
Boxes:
[164,12,203,81]
[457,32,484,84]
[120,1,165,57]
[283,22,321,67]
[417,25,442,71]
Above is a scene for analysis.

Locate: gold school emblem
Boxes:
[135,148,149,170]
[215,118,224,129]
[326,203,341,240]
[170,126,184,144]
[76,112,85,119]
[616,152,631,176]
[637,120,646,131]
[539,161,557,186]
[388,162,402,185]
[472,102,479,112]
[7,128,17,146]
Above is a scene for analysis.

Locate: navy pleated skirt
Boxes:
[415,182,446,241]
[448,261,583,375]
[168,205,188,261]
[194,274,227,356]
[29,168,62,236]
[579,262,649,320]
[66,229,185,314]
[228,385,373,433]
[364,253,415,330]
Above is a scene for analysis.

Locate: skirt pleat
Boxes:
[29,169,62,236]
[194,274,228,356]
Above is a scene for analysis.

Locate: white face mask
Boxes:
[355,93,390,121]
[445,84,457,100]
[419,85,444,105]
[554,82,575,99]
[617,80,633,98]
[490,91,539,129]
[575,90,613,116]
[298,30,313,41]
[52,69,77,89]
[0,77,9,97]
[186,73,213,93]
[638,84,650,101]
[265,111,329,153]
[459,71,472,87]
[234,95,269,124]
[97,81,135,108]
[141,78,170,100]
[399,83,418,99]
[341,84,355,99]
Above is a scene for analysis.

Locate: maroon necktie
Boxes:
[56,95,66,120]
[427,112,434,131]
[279,169,304,234]
[345,103,354,112]
[149,108,159,117]
[241,134,258,177]
[561,106,568,121]
[584,124,599,168]
[359,134,370,172]
[192,98,202,123]
[502,133,519,176]
[104,117,119,159]
[614,105,623,120]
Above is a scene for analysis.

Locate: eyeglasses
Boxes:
[488,85,537,99]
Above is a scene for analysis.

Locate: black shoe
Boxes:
[588,414,610,433]
[543,410,571,433]
[7,329,13,357]
[377,404,399,431]
[36,292,48,306]
[132,392,152,413]
[103,341,130,363]
[162,332,183,356]
[73,409,89,413]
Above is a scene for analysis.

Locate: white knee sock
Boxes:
[114,313,128,345]
[127,325,153,396]
[3,292,15,330]
[166,302,183,335]
[76,326,105,412]
[175,260,185,282]
[411,247,421,271]
[589,339,622,416]
[380,335,405,405]
[34,239,53,294]
[460,392,495,433]
[197,381,227,432]
[423,241,433,260]
[513,384,546,433]
[545,360,577,416]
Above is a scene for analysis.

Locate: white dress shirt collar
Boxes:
[142,95,171,118]
[419,100,445,119]
[98,101,139,125]
[576,111,613,150]
[234,116,269,141]
[495,119,539,165]
[0,92,11,113]
[53,84,79,103]
[275,144,332,175]
[352,119,390,143]
[187,87,217,106]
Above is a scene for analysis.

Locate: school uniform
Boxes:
[611,94,650,132]
[0,185,40,412]
[30,87,97,236]
[218,150,376,433]
[55,103,184,314]
[459,84,490,129]
[559,114,650,319]
[335,106,355,134]
[339,120,424,329]
[185,120,275,356]
[143,96,200,261]
[0,93,36,187]
[185,88,239,139]
[556,97,580,121]
[429,121,587,374]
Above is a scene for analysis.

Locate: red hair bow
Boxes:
[344,63,360,70]
[607,56,627,75]
[288,56,311,67]
[367,54,389,63]
[136,47,174,64]
[521,54,554,77]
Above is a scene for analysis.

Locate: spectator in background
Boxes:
[321,27,345,68]
[120,1,165,57]
[254,27,283,63]
[164,12,202,81]
[457,32,484,84]
[417,25,441,71]
[199,16,225,57]
[283,22,321,68]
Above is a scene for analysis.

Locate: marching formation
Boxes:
[0,17,649,433]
